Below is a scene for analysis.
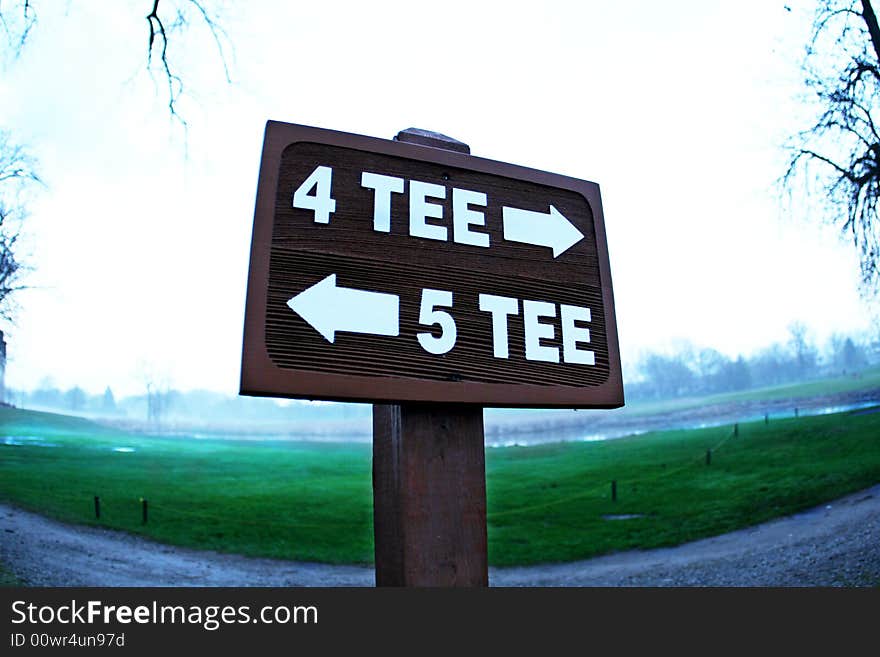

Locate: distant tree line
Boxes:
[9,381,371,427]
[8,326,879,414]
[627,325,877,401]
[20,381,118,414]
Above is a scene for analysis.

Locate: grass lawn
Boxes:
[1,405,879,567]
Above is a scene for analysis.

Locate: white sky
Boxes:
[1,0,876,397]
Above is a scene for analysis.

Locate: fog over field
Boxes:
[9,330,880,445]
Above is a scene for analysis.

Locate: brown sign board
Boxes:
[240,121,623,408]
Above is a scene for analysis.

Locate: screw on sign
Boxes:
[240,123,624,586]
[241,122,622,408]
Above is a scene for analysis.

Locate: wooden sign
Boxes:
[240,121,623,408]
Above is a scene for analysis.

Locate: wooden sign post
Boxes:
[372,129,487,587]
[240,121,623,587]
[373,401,486,586]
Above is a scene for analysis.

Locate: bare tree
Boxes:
[785,0,880,295]
[139,361,173,426]
[0,130,40,320]
[1,0,232,126]
[788,321,818,376]
[0,1,232,320]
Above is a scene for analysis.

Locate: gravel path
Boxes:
[2,483,879,587]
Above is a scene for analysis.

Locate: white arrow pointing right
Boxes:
[502,204,584,257]
[287,274,400,343]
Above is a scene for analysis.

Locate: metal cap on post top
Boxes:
[394,127,471,154]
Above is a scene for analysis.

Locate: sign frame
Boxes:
[240,120,623,408]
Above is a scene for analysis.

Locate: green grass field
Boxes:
[1,405,879,567]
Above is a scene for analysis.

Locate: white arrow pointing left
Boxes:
[502,204,584,257]
[287,274,400,343]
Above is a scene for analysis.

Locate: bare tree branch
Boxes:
[0,130,40,320]
[146,0,185,124]
[0,0,36,60]
[2,1,233,126]
[796,149,855,180]
[0,2,234,321]
[145,0,233,128]
[185,0,231,83]
[785,0,880,294]
[861,0,880,61]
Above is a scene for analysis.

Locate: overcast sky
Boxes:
[1,0,875,397]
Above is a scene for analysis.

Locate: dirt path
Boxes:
[2,483,879,587]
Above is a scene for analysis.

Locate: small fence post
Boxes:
[764,413,769,425]
[705,449,711,466]
[94,496,100,520]
[142,499,148,525]
[733,423,739,437]
[611,480,617,502]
